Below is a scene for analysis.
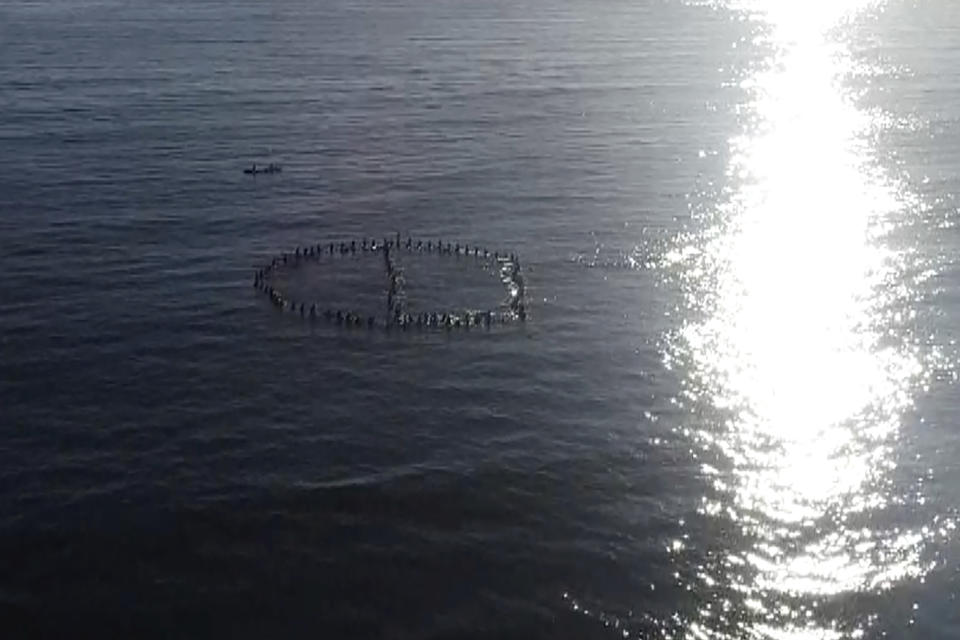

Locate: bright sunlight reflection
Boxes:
[667,0,948,637]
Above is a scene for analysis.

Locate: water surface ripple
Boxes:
[1,0,959,637]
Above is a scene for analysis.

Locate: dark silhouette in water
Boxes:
[243,162,282,175]
[256,234,528,333]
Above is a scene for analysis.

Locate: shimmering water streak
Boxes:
[667,1,952,637]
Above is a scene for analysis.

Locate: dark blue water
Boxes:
[3,0,960,637]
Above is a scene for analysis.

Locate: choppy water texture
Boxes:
[2,0,960,637]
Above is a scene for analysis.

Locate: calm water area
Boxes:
[2,0,960,637]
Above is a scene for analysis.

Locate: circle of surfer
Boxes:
[252,233,527,332]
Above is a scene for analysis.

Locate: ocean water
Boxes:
[2,0,960,637]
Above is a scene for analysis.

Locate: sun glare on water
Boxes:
[665,0,950,637]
